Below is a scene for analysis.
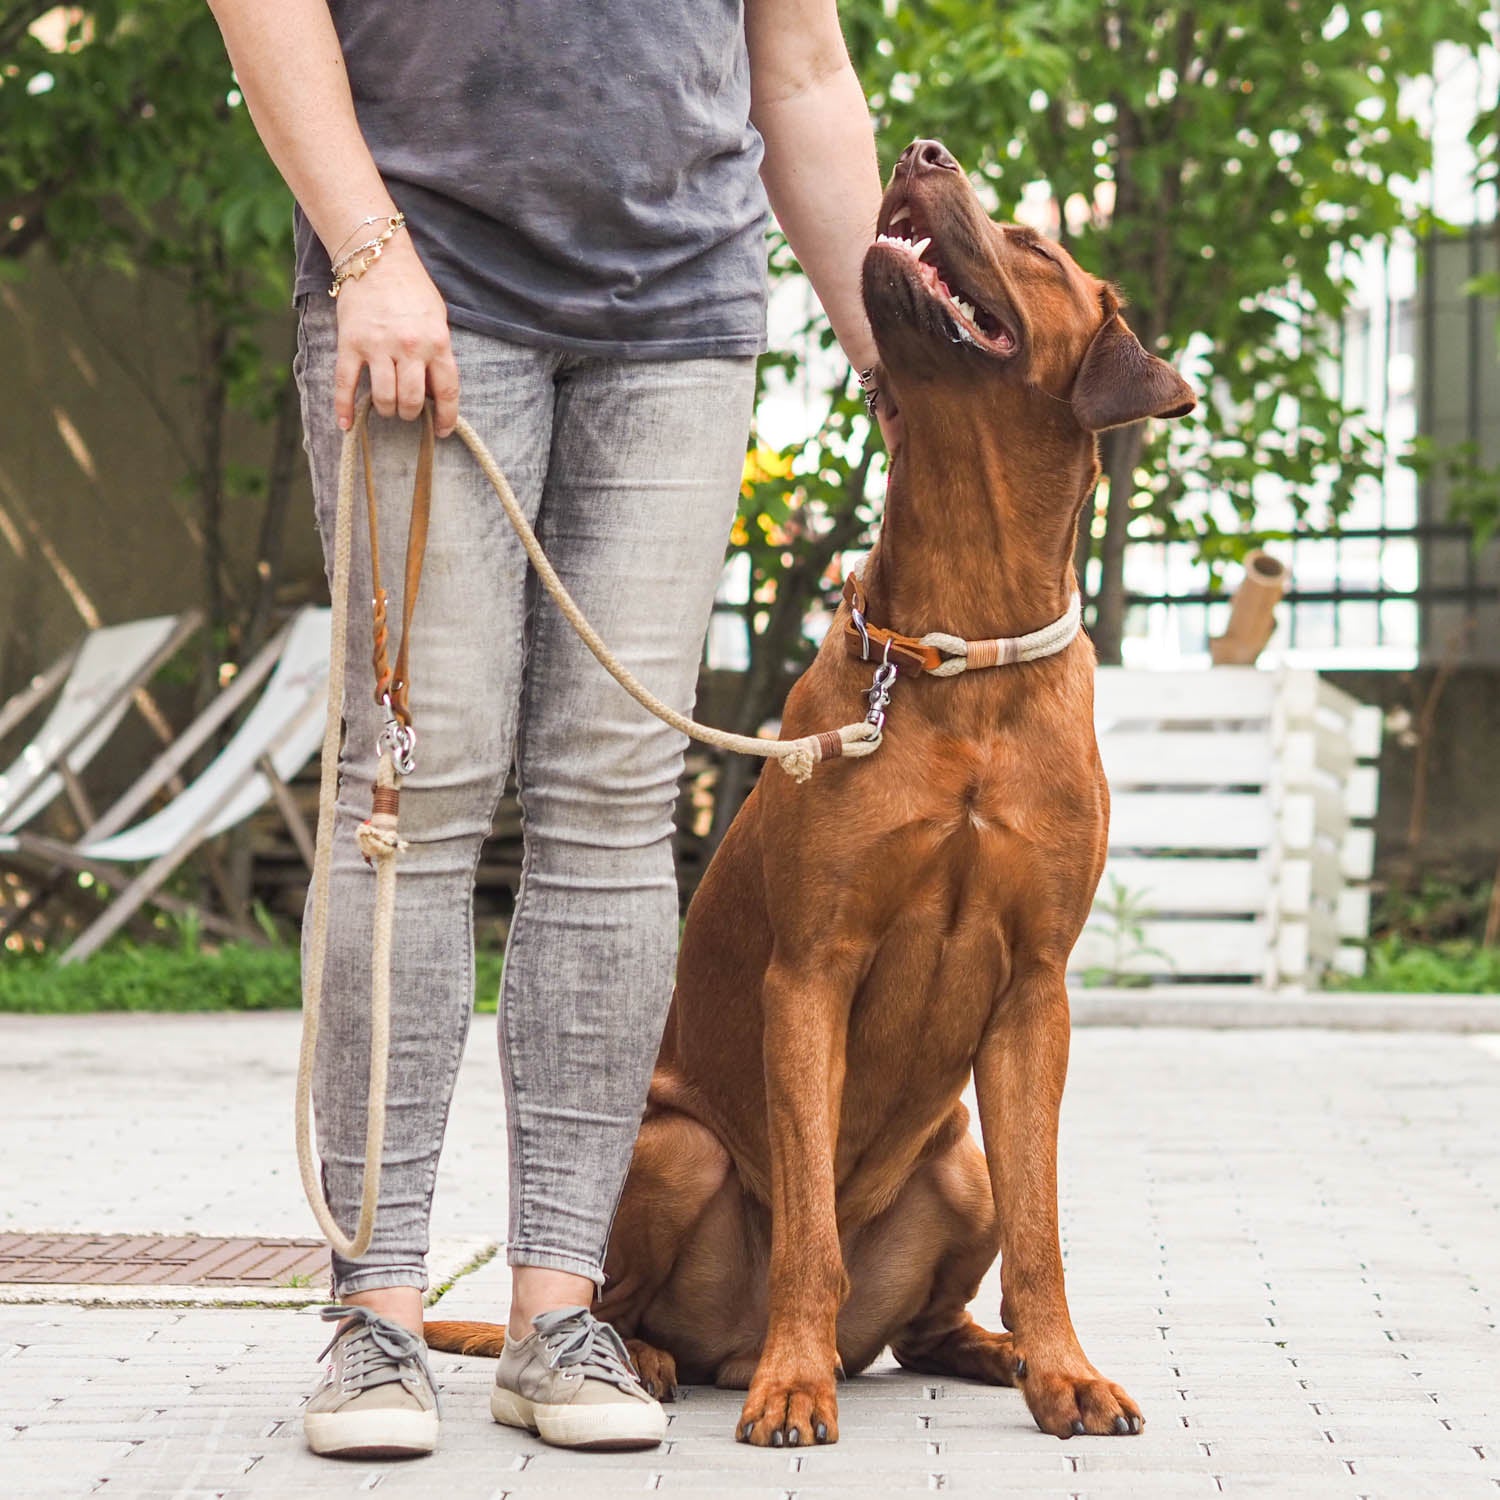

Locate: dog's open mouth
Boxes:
[874,203,1017,357]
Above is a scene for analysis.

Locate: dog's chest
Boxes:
[849,739,1105,975]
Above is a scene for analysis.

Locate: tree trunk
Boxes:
[1091,423,1146,665]
[195,292,229,693]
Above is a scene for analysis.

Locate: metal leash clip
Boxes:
[851,604,873,662]
[376,694,417,776]
[865,652,898,735]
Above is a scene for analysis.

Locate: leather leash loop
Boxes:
[360,403,435,731]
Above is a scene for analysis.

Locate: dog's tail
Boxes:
[423,1319,507,1356]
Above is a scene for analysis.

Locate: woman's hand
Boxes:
[333,235,461,438]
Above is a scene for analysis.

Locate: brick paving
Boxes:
[1,1014,1498,1498]
[0,1235,330,1289]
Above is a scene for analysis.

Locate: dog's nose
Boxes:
[898,139,961,175]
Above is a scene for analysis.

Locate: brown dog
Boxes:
[427,139,1194,1445]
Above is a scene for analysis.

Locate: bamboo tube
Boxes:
[1209,549,1288,666]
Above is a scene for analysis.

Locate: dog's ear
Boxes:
[1071,314,1196,432]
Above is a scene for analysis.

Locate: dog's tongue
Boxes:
[916,257,949,297]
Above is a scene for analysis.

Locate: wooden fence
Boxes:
[1072,668,1381,990]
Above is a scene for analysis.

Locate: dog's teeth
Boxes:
[957,298,976,321]
[890,205,911,226]
[910,236,932,259]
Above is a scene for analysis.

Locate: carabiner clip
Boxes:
[376,693,417,776]
[865,656,898,734]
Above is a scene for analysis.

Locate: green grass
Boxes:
[1325,936,1500,994]
[0,943,507,1014]
[1323,875,1500,994]
[5,921,1494,1010]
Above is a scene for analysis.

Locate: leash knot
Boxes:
[357,750,408,865]
[357,818,406,865]
[779,745,816,783]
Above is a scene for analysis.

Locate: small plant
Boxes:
[251,900,287,947]
[1325,936,1500,994]
[1369,875,1491,946]
[1078,878,1175,989]
[169,906,203,956]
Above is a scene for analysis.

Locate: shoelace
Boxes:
[316,1305,439,1410]
[531,1306,643,1394]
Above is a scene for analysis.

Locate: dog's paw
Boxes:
[737,1372,839,1447]
[1015,1356,1143,1438]
[893,1320,1020,1386]
[626,1339,680,1402]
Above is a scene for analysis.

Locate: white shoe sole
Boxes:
[491,1383,666,1451]
[304,1407,439,1458]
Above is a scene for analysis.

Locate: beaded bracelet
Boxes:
[855,365,881,418]
[329,214,407,299]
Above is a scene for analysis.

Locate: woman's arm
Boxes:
[746,0,884,385]
[206,0,459,434]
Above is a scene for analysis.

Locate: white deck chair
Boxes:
[3,607,331,964]
[0,613,202,834]
[0,643,81,745]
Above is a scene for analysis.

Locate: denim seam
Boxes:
[506,1243,607,1286]
[332,1264,428,1298]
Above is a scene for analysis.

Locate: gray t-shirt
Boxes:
[293,1,770,358]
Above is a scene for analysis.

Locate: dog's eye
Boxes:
[1028,241,1056,263]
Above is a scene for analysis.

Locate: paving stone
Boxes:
[2,1018,1499,1496]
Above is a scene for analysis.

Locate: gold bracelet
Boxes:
[331,235,387,275]
[329,214,407,299]
[330,212,397,262]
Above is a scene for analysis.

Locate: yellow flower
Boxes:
[740,443,795,495]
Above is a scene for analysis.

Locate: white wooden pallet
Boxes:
[1071,668,1382,990]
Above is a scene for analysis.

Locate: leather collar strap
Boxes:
[842,575,1082,677]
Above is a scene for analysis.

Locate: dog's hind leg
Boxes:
[839,1110,1017,1387]
[596,1102,744,1396]
[890,1125,1018,1385]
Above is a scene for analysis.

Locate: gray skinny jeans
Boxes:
[295,298,754,1295]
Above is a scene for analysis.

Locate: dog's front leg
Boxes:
[973,970,1143,1438]
[737,952,852,1448]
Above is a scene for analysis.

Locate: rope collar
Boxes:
[842,575,1082,677]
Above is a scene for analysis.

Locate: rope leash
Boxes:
[448,413,884,782]
[293,402,878,1260]
[294,400,1082,1262]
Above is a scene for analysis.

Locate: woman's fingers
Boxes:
[428,345,462,438]
[332,238,458,431]
[367,354,399,420]
[334,341,365,432]
[395,352,427,422]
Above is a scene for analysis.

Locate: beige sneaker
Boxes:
[491,1306,665,1451]
[304,1305,440,1458]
